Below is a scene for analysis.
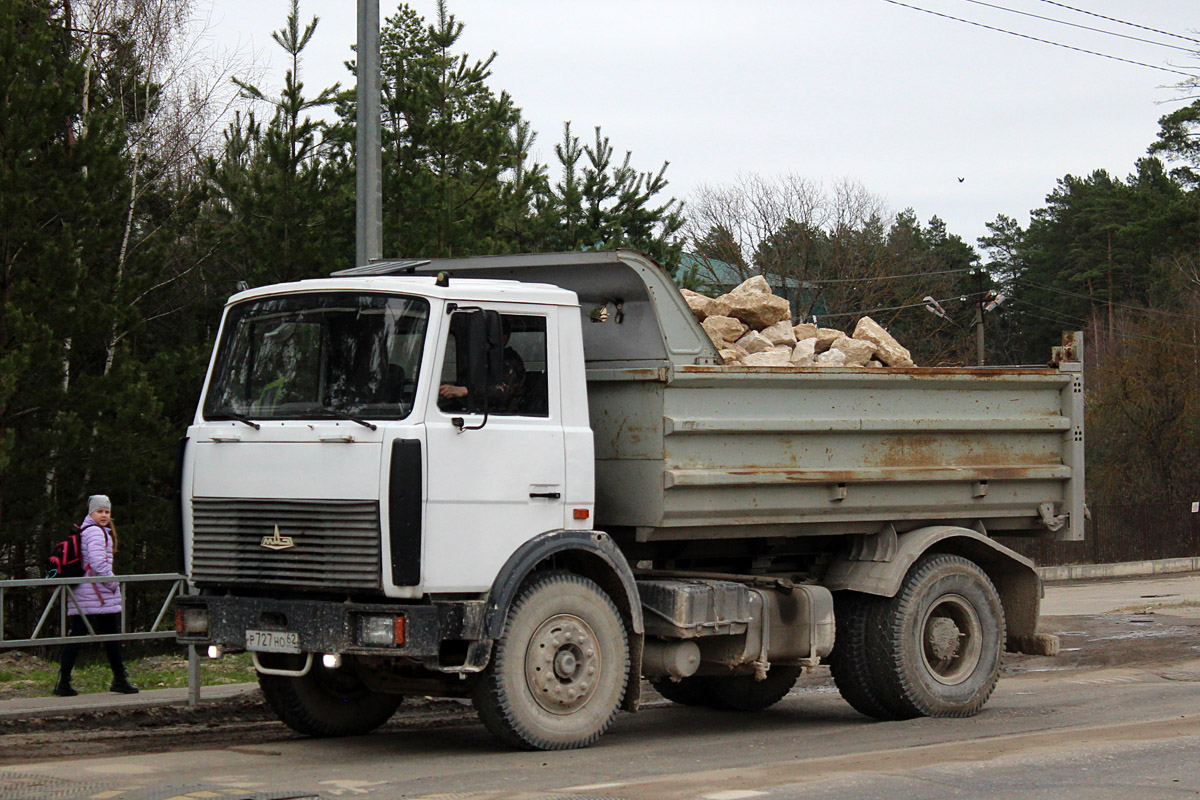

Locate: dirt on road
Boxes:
[3,607,1199,766]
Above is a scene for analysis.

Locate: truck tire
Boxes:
[472,571,629,750]
[828,591,901,720]
[258,662,403,737]
[867,553,1005,718]
[704,665,801,712]
[650,675,712,706]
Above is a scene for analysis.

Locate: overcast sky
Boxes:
[194,0,1199,253]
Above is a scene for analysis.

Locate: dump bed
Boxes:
[587,364,1082,542]
[412,250,1085,544]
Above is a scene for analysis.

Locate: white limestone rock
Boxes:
[735,330,775,355]
[681,289,712,322]
[722,289,791,330]
[831,336,876,367]
[790,337,817,366]
[733,275,773,295]
[707,295,732,318]
[792,322,818,341]
[702,315,747,346]
[719,348,743,365]
[852,316,914,367]
[814,349,848,367]
[761,320,798,347]
[814,328,849,353]
[743,347,793,367]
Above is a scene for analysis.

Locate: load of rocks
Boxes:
[682,276,915,368]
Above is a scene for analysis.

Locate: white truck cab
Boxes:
[186,276,593,600]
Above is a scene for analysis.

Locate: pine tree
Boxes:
[207,0,347,287]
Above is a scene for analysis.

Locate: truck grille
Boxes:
[191,498,382,592]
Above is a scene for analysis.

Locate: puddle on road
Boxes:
[1092,626,1195,641]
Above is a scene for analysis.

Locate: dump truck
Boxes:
[175,250,1084,750]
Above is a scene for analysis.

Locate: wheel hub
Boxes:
[920,593,983,686]
[526,614,601,714]
[926,617,961,662]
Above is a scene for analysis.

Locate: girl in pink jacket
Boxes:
[54,495,139,696]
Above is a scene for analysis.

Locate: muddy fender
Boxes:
[823,525,1046,653]
[483,530,644,710]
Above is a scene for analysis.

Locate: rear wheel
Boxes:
[704,665,801,712]
[828,591,901,720]
[867,553,1005,718]
[472,572,629,750]
[258,661,402,737]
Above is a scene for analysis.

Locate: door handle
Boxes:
[529,492,561,499]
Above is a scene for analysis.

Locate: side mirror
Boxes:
[464,310,503,415]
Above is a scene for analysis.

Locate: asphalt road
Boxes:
[3,574,1199,800]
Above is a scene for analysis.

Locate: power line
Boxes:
[1008,295,1091,326]
[817,290,988,318]
[1008,306,1090,330]
[804,267,974,285]
[1014,278,1200,324]
[880,0,1198,77]
[1008,306,1200,350]
[816,299,934,318]
[959,0,1195,53]
[1034,0,1200,46]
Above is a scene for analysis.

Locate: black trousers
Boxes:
[60,613,126,678]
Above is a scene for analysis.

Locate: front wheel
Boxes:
[258,661,402,737]
[867,553,1006,718]
[472,571,630,750]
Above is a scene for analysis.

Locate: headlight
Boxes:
[357,614,406,646]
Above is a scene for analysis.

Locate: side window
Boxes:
[437,314,549,417]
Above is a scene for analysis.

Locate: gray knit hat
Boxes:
[87,495,112,515]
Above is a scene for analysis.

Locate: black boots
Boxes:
[53,670,138,695]
[110,675,139,694]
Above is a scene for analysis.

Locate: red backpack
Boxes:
[47,525,90,578]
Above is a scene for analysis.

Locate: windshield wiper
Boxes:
[320,405,378,431]
[212,409,260,430]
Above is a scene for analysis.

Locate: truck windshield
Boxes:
[203,292,429,422]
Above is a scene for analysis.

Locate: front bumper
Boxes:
[175,595,486,659]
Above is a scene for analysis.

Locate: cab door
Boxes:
[422,307,565,593]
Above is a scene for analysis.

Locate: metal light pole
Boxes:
[973,269,985,366]
[356,0,382,266]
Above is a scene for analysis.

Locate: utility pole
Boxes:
[356,0,382,267]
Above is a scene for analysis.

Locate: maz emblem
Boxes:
[260,524,295,551]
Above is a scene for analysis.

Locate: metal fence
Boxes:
[0,573,202,705]
[995,501,1200,567]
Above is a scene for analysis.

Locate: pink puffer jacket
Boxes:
[67,517,122,616]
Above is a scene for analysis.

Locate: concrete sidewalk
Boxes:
[0,681,259,721]
[1038,556,1200,582]
[3,560,1198,722]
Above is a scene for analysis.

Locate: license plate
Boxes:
[245,629,300,653]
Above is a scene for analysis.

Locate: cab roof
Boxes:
[225,275,580,308]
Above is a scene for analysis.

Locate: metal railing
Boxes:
[996,501,1200,567]
[0,573,203,705]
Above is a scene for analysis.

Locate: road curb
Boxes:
[1038,556,1200,583]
